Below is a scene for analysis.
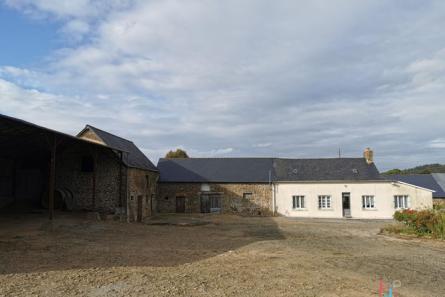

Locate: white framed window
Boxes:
[243,192,253,200]
[318,195,332,209]
[362,195,375,209]
[292,195,305,209]
[394,195,410,209]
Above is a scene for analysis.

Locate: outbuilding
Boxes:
[0,114,158,222]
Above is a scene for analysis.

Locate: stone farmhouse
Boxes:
[0,114,435,220]
[157,150,433,219]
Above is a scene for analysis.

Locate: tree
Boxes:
[382,169,402,175]
[165,148,189,159]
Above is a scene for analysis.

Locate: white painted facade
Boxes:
[274,181,433,219]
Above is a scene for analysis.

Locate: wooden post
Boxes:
[118,151,123,207]
[48,135,57,220]
[92,152,96,209]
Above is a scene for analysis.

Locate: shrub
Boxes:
[392,209,445,239]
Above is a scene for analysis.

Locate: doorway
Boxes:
[200,194,221,213]
[137,195,143,222]
[176,196,185,213]
[342,192,351,218]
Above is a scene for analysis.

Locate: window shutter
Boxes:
[394,196,397,209]
[292,196,296,209]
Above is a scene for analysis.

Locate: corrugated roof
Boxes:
[80,125,158,172]
[158,157,382,183]
[385,174,445,198]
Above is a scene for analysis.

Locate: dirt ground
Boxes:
[0,213,444,297]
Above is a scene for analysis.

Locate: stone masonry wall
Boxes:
[157,183,273,216]
[56,143,122,213]
[434,199,445,206]
[78,129,105,144]
[127,168,159,222]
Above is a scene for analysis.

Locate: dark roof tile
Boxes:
[385,174,445,198]
[158,157,382,183]
[82,125,158,172]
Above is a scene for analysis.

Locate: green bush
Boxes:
[393,209,445,239]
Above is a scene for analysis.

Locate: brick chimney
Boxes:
[363,148,373,164]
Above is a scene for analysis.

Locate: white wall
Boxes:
[275,182,433,219]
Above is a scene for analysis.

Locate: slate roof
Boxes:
[80,125,158,172]
[386,174,445,198]
[273,158,382,181]
[158,157,382,183]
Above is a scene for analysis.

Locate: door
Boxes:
[176,196,185,213]
[209,194,222,213]
[342,192,351,217]
[137,195,143,222]
[200,194,210,213]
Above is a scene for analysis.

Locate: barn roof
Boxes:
[0,113,117,154]
[386,174,445,198]
[79,125,158,172]
[157,157,382,183]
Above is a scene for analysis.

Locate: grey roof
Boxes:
[158,157,382,183]
[432,173,445,194]
[385,174,445,198]
[158,158,274,183]
[81,125,158,172]
[273,158,382,181]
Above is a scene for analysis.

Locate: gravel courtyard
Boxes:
[0,213,444,297]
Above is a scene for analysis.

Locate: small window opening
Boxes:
[243,192,253,200]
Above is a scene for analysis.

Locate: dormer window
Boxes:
[352,168,358,174]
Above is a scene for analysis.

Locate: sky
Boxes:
[0,0,444,171]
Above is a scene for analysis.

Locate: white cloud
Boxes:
[429,139,445,149]
[1,0,445,169]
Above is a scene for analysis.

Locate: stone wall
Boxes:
[56,143,123,213]
[434,198,445,206]
[127,168,159,222]
[157,183,273,216]
[78,129,105,144]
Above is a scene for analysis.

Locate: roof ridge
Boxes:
[86,125,134,144]
[159,157,365,161]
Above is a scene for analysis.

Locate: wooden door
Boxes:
[342,192,351,217]
[137,195,143,222]
[176,196,185,213]
[200,194,210,213]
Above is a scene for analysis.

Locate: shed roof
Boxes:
[385,174,445,198]
[0,114,116,153]
[158,157,382,183]
[79,125,158,172]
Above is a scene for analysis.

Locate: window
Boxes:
[394,195,410,209]
[292,195,305,209]
[362,195,375,209]
[318,195,332,209]
[243,192,253,200]
[81,155,94,172]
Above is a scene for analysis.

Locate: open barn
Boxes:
[0,114,158,221]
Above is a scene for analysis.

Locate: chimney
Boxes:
[363,148,373,164]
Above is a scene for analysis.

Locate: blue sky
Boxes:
[0,0,445,171]
[0,6,58,66]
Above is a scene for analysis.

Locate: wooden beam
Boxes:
[48,135,57,220]
[118,151,123,207]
